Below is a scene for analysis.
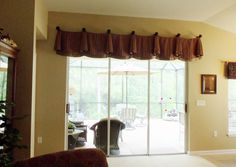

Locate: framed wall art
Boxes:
[201,74,217,94]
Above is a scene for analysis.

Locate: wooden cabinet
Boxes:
[0,41,18,58]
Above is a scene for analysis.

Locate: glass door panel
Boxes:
[110,58,148,155]
[68,57,108,150]
[150,60,185,154]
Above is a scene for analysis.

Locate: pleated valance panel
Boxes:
[54,27,203,61]
[226,62,236,79]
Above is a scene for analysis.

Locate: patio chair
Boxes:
[90,118,125,155]
[119,108,137,128]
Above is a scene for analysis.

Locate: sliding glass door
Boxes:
[68,58,108,149]
[110,59,148,155]
[67,57,186,155]
[149,61,186,154]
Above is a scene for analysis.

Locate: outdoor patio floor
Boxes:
[76,118,185,155]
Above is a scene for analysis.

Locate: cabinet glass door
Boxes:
[0,55,8,101]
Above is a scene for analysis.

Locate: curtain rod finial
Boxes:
[82,28,86,32]
[176,33,181,37]
[198,34,202,38]
[131,31,135,35]
[56,26,60,31]
[107,29,111,33]
[154,32,158,36]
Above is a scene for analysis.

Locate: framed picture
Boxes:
[201,74,217,94]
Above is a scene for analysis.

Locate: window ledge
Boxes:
[227,133,236,137]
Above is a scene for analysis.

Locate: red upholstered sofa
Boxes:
[14,148,108,167]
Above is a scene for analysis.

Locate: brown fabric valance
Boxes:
[54,27,203,61]
[226,62,236,79]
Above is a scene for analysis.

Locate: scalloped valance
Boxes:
[54,27,203,61]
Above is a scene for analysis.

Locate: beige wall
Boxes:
[35,0,48,40]
[35,11,236,155]
[35,23,67,155]
[0,0,36,160]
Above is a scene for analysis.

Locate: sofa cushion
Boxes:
[14,148,108,167]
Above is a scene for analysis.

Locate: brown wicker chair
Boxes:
[90,118,125,155]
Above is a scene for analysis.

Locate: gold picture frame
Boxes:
[201,74,217,94]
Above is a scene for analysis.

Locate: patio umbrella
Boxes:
[98,63,151,109]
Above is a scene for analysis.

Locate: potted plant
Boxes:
[68,121,76,133]
[0,101,25,167]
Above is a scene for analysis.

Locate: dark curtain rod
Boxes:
[55,26,202,38]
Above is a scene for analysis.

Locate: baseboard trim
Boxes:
[188,149,236,155]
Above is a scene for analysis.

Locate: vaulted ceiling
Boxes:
[44,0,236,34]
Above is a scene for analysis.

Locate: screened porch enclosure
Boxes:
[68,57,186,155]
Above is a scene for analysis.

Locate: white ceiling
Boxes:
[44,0,236,34]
